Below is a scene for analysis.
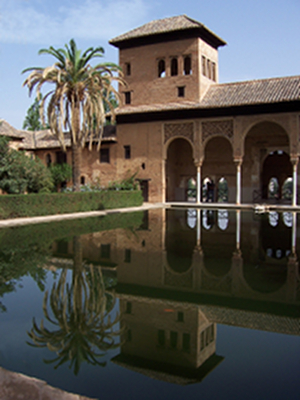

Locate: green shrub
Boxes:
[0,190,143,219]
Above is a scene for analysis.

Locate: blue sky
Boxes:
[0,0,299,129]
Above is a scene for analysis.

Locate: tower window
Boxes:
[100,148,110,163]
[158,59,165,78]
[124,91,131,104]
[202,55,206,76]
[212,62,216,81]
[171,58,178,76]
[125,62,131,76]
[184,56,192,75]
[124,145,131,159]
[207,59,211,79]
[178,86,185,97]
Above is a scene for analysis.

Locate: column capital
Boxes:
[194,159,203,168]
[290,155,299,166]
[234,157,243,166]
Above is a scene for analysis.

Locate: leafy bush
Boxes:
[50,163,72,190]
[0,136,53,194]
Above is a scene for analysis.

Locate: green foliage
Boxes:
[108,172,139,191]
[0,137,53,194]
[23,97,48,131]
[0,190,143,219]
[50,163,72,190]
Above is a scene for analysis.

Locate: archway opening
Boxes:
[166,138,195,202]
[262,151,292,201]
[243,122,290,203]
[202,137,234,202]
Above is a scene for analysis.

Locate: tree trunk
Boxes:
[72,140,82,192]
[71,102,82,192]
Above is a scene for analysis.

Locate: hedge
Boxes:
[0,190,143,219]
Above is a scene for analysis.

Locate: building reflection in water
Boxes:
[52,208,300,383]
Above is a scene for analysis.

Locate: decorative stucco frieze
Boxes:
[164,122,194,143]
[201,120,233,143]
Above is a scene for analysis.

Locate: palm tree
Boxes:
[23,39,124,191]
[27,236,123,375]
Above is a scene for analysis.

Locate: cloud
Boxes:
[0,0,150,44]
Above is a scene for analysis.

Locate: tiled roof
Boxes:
[22,125,117,150]
[110,15,226,47]
[116,75,300,115]
[0,119,27,140]
[201,75,300,108]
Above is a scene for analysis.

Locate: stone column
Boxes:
[195,161,202,203]
[290,156,299,206]
[234,158,243,205]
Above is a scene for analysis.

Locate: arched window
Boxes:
[46,153,52,168]
[184,56,192,75]
[268,211,279,227]
[187,209,197,229]
[187,178,196,202]
[217,177,228,202]
[217,210,229,230]
[171,58,178,76]
[282,177,293,200]
[158,59,165,78]
[268,177,279,199]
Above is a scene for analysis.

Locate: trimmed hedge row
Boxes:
[0,190,143,219]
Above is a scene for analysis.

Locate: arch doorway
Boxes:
[166,138,195,201]
[243,121,290,203]
[262,151,292,200]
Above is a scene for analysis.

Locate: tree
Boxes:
[22,97,48,131]
[23,39,124,191]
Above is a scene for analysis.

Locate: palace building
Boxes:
[109,15,300,205]
[3,15,300,204]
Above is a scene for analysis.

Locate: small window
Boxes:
[158,59,165,78]
[177,312,184,322]
[56,151,67,164]
[125,62,131,76]
[182,333,190,352]
[101,244,110,259]
[80,176,85,185]
[124,249,131,263]
[170,331,178,349]
[124,91,131,105]
[46,153,52,168]
[212,62,216,81]
[100,148,110,163]
[124,145,131,159]
[171,58,178,76]
[126,302,132,314]
[178,86,185,97]
[201,55,206,76]
[184,56,192,75]
[207,59,211,79]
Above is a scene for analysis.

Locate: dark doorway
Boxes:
[139,180,149,202]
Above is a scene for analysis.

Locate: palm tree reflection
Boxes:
[28,236,122,375]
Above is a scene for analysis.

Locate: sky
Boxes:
[0,0,299,129]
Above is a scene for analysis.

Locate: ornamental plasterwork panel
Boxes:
[164,122,194,143]
[202,120,233,143]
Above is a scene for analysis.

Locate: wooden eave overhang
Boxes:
[110,27,226,50]
[116,100,300,124]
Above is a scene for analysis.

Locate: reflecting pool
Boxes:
[0,209,299,399]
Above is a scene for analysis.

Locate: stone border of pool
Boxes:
[1,201,300,228]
